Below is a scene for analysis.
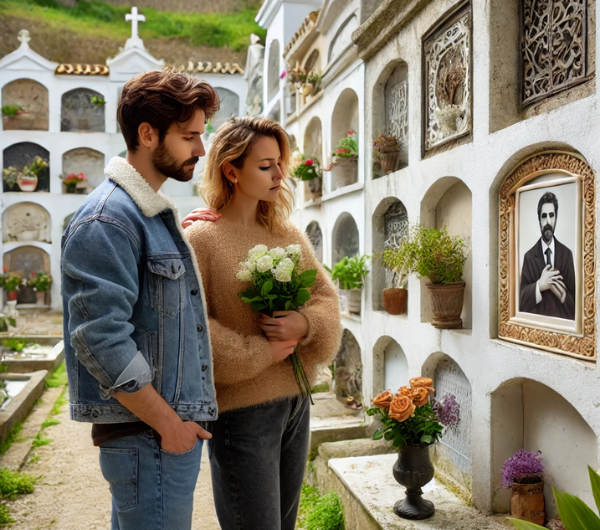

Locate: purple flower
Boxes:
[432,393,460,430]
[280,70,288,79]
[502,450,544,488]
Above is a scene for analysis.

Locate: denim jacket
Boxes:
[61,157,217,423]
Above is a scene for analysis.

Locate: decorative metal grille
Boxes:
[383,202,409,288]
[521,0,587,107]
[423,4,472,152]
[434,359,472,474]
[385,65,409,150]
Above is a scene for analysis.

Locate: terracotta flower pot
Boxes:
[511,480,545,525]
[382,288,407,315]
[426,281,465,329]
[17,174,38,192]
[333,157,358,188]
[376,150,401,174]
[7,290,18,301]
[392,444,435,520]
[36,291,46,306]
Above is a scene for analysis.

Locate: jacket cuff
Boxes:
[103,351,154,400]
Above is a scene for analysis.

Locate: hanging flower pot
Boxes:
[426,281,465,329]
[17,173,38,192]
[510,480,545,525]
[382,288,407,315]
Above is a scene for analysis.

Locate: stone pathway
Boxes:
[6,394,220,530]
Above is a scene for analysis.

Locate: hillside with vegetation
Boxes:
[0,0,266,66]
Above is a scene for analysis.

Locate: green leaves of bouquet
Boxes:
[237,244,317,317]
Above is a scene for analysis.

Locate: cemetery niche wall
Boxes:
[332,212,359,264]
[422,1,472,156]
[303,116,323,201]
[333,329,363,408]
[306,221,323,263]
[330,88,359,190]
[61,88,106,132]
[62,148,105,192]
[3,203,51,243]
[267,39,281,103]
[212,87,240,131]
[371,198,408,311]
[1,79,49,131]
[3,245,51,305]
[3,143,50,193]
[372,336,409,398]
[498,151,596,360]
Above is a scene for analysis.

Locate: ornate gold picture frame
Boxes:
[499,151,596,360]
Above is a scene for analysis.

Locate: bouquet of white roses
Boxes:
[237,244,317,403]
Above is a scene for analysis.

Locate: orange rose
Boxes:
[373,389,393,408]
[397,385,412,397]
[410,377,435,393]
[388,395,415,422]
[411,387,429,407]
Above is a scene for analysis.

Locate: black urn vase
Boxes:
[392,444,435,520]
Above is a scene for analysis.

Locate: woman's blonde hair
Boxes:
[200,116,293,234]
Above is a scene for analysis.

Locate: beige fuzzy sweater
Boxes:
[185,217,341,412]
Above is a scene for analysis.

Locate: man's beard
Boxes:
[152,140,198,182]
[542,223,554,243]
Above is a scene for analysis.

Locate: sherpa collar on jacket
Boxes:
[105,156,176,218]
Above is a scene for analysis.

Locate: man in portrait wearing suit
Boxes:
[519,191,576,320]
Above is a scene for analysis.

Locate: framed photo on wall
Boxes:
[498,151,596,360]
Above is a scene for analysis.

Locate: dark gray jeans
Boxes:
[207,395,310,530]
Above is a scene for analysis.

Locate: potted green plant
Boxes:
[3,271,22,302]
[61,172,88,194]
[367,377,443,520]
[325,255,369,315]
[398,224,468,329]
[379,245,409,315]
[4,156,48,192]
[1,104,33,130]
[28,271,52,306]
[290,152,322,200]
[373,133,403,175]
[90,95,106,106]
[503,450,545,525]
[328,130,358,188]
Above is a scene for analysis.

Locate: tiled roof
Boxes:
[174,61,244,75]
[284,11,319,56]
[55,63,110,75]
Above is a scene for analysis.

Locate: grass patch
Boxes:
[0,423,22,457]
[49,387,68,417]
[40,418,60,429]
[0,468,35,500]
[311,382,329,394]
[32,433,51,448]
[45,362,67,389]
[297,484,345,530]
[0,504,12,525]
[0,0,266,52]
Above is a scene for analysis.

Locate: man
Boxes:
[61,69,220,530]
[519,191,576,320]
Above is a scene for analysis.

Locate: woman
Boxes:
[183,116,341,530]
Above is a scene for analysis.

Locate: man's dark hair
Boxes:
[537,192,559,220]
[117,68,220,152]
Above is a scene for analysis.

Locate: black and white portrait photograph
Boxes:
[514,173,582,333]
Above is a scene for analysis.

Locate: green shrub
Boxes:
[325,256,370,290]
[0,339,28,354]
[45,362,67,389]
[0,468,35,500]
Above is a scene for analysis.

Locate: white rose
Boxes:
[275,270,292,282]
[278,257,295,274]
[286,244,301,257]
[256,255,274,273]
[248,244,268,262]
[236,270,252,281]
[243,260,256,272]
[268,247,287,260]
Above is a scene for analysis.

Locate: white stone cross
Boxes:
[18,29,31,49]
[125,7,145,40]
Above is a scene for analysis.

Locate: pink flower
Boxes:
[348,129,354,136]
[305,159,314,166]
[31,271,36,276]
[280,70,287,79]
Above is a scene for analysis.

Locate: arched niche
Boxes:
[62,148,105,192]
[267,39,281,103]
[61,88,105,132]
[328,14,358,63]
[304,117,323,200]
[3,245,51,305]
[373,61,409,179]
[331,88,359,190]
[212,87,240,131]
[305,221,323,263]
[372,336,409,395]
[333,329,362,407]
[3,143,50,192]
[420,178,472,328]
[1,79,49,131]
[3,203,51,243]
[491,379,597,518]
[63,212,75,231]
[332,212,359,264]
[371,197,409,311]
[423,353,473,494]
[304,49,320,72]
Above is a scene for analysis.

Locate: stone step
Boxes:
[307,439,510,530]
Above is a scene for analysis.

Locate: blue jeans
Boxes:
[208,396,310,530]
[98,430,203,530]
